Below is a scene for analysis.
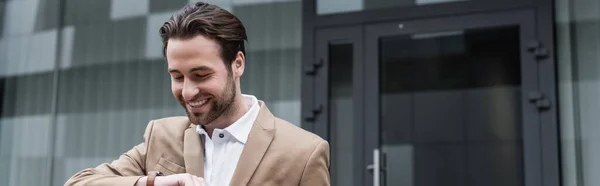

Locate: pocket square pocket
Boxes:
[156,157,186,175]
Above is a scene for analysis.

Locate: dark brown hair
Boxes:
[159,2,247,69]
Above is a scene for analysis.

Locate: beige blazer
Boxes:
[65,101,330,186]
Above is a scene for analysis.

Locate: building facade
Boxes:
[0,0,302,185]
[0,0,599,186]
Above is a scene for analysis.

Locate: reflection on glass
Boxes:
[0,73,55,186]
[329,41,354,186]
[379,26,523,186]
[556,0,600,185]
[317,0,470,15]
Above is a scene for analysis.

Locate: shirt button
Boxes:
[219,133,224,138]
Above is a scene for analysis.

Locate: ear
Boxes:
[231,51,245,78]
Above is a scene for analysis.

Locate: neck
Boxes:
[204,94,248,137]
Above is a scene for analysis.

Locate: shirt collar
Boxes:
[196,94,259,144]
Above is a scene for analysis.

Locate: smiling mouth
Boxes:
[188,98,209,108]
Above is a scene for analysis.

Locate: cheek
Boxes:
[171,83,182,97]
[198,78,228,94]
[199,82,221,94]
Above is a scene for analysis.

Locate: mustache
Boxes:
[178,94,212,103]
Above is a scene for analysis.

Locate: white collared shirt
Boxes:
[196,94,259,186]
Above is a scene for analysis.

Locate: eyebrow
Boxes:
[168,66,212,74]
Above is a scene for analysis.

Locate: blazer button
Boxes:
[219,133,224,138]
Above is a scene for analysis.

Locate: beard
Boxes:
[178,77,237,126]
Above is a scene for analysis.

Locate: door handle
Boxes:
[366,149,380,186]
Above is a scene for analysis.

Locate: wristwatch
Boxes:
[146,171,164,186]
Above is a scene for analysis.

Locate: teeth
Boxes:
[189,99,208,107]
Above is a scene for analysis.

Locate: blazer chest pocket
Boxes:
[155,157,186,175]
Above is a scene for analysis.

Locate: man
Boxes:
[65,2,329,186]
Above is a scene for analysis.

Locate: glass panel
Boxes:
[0,0,60,185]
[234,1,303,125]
[556,0,600,185]
[329,41,354,186]
[318,0,470,15]
[378,26,524,186]
[1,73,55,186]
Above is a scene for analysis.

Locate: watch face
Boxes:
[148,171,163,176]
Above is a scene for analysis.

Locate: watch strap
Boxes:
[146,171,163,186]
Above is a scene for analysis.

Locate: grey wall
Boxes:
[556,0,600,185]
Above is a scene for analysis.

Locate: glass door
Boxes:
[364,10,542,186]
[312,26,365,186]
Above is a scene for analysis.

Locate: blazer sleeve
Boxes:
[299,140,331,186]
[64,121,156,186]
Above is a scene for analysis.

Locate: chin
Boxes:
[185,112,202,124]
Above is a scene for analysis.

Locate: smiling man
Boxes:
[65,2,330,186]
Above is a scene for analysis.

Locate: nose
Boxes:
[182,80,199,101]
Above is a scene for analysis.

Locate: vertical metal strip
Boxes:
[47,0,66,184]
[567,0,585,183]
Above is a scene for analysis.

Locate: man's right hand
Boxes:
[136,173,206,186]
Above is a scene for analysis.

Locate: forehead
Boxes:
[165,35,223,68]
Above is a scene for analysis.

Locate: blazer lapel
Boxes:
[183,126,204,177]
[229,101,276,186]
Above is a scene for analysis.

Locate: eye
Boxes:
[196,74,209,78]
[172,76,184,81]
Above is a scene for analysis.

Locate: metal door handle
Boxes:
[366,149,380,186]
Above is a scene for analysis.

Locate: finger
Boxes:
[196,177,207,186]
[183,177,195,186]
[181,174,197,186]
[191,176,203,186]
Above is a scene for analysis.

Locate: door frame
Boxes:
[313,26,365,186]
[363,9,541,186]
[302,1,560,186]
[304,7,561,186]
